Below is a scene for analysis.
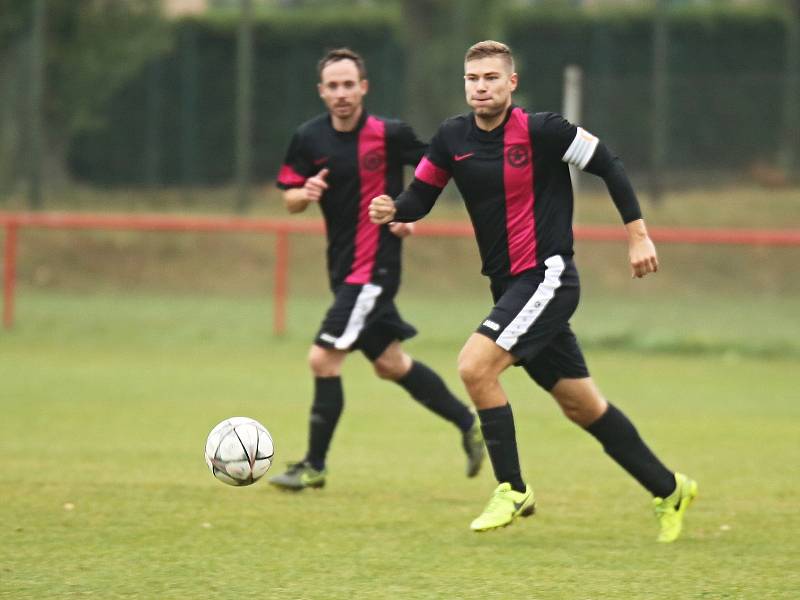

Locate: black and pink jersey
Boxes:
[394,106,611,280]
[277,111,426,288]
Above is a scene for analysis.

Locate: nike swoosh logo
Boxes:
[513,496,529,511]
[454,152,474,162]
[313,157,329,165]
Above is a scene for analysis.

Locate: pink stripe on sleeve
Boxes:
[414,157,450,189]
[503,107,537,273]
[346,115,386,285]
[277,164,307,187]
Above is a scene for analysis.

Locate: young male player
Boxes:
[370,41,697,541]
[270,48,484,490]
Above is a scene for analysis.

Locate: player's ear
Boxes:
[360,78,369,96]
[509,72,518,93]
[317,82,324,98]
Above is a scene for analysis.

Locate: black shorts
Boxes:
[314,282,417,361]
[476,255,589,391]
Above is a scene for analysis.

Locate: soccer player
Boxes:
[270,48,484,490]
[369,41,697,542]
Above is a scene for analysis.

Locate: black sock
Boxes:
[396,361,475,432]
[585,403,675,498]
[304,376,344,471]
[478,404,526,492]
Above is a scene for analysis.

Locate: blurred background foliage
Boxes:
[1,1,170,192]
[0,0,798,360]
[0,0,798,206]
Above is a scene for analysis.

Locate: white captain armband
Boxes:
[562,127,599,170]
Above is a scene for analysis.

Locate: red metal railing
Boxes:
[2,211,799,332]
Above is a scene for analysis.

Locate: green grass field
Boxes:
[2,293,798,599]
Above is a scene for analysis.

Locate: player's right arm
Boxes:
[282,168,329,213]
[369,125,452,224]
[276,129,323,214]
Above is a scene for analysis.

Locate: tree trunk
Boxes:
[0,39,28,199]
[779,0,799,177]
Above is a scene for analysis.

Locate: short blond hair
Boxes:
[464,40,515,72]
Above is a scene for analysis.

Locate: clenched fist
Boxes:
[369,194,396,224]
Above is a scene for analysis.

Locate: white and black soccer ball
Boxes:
[204,417,274,486]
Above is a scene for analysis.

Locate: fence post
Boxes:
[235,0,254,213]
[563,64,583,198]
[650,0,669,204]
[273,229,289,336]
[3,222,18,329]
[144,60,162,188]
[779,0,799,175]
[180,25,198,192]
[28,0,45,210]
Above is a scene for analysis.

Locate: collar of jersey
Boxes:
[469,104,517,140]
[327,109,369,136]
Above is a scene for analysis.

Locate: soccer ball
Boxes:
[204,417,274,486]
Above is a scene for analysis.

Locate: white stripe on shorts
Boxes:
[334,283,383,350]
[496,255,566,352]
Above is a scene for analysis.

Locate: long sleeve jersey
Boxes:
[393,105,641,280]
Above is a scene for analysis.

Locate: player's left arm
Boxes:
[542,113,658,279]
[381,120,428,237]
[391,120,429,166]
[370,123,451,225]
[582,143,657,279]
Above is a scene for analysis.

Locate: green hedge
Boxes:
[69,8,404,185]
[68,5,791,184]
[506,5,788,171]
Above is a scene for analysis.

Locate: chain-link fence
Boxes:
[1,1,798,208]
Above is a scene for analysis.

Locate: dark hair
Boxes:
[464,40,515,71]
[317,48,367,80]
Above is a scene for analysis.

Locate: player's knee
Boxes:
[308,354,332,377]
[372,353,409,380]
[458,352,490,389]
[308,346,340,377]
[372,357,395,380]
[552,385,606,427]
[560,402,588,425]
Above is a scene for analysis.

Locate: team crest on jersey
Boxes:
[361,149,385,172]
[506,144,530,168]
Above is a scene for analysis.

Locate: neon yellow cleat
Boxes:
[470,482,535,532]
[268,461,327,491]
[653,472,698,542]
